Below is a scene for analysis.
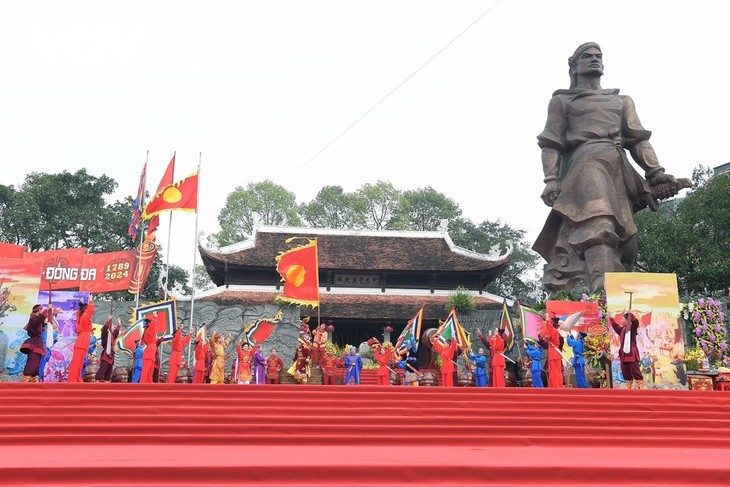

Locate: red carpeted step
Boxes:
[1,383,729,486]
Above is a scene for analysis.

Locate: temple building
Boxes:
[197,225,512,347]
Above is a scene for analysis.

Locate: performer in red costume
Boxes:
[311,323,328,366]
[95,316,121,382]
[67,298,94,383]
[539,316,564,388]
[20,304,49,382]
[369,338,395,386]
[193,332,209,384]
[319,347,342,385]
[265,348,284,384]
[288,337,312,384]
[610,312,644,389]
[235,341,255,384]
[430,335,458,387]
[167,325,191,383]
[489,328,507,387]
[139,314,158,384]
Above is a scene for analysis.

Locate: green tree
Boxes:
[299,185,366,229]
[0,170,121,252]
[635,166,730,295]
[395,186,462,231]
[356,180,402,230]
[215,180,302,246]
[449,218,542,300]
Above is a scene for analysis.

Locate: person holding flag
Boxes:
[539,315,564,388]
[566,332,588,388]
[192,327,209,384]
[167,323,192,383]
[489,328,507,387]
[131,340,144,383]
[20,304,50,382]
[467,347,488,387]
[67,298,94,383]
[235,340,255,384]
[95,316,121,382]
[139,315,159,384]
[369,338,396,386]
[430,334,458,387]
[524,340,545,387]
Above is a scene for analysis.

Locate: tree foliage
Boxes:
[216,180,302,246]
[635,166,730,295]
[299,185,366,229]
[215,179,543,299]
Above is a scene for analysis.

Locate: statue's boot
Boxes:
[584,244,616,292]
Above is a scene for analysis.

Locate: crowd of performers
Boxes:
[18,298,646,389]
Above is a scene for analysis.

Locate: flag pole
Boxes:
[187,152,202,364]
[134,150,149,309]
[164,150,176,300]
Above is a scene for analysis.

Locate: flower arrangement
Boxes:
[682,345,704,371]
[680,297,729,368]
[584,333,611,369]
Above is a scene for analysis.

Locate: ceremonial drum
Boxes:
[112,366,132,383]
[83,362,99,382]
[419,372,437,386]
[520,368,533,388]
[457,370,475,387]
[389,370,401,385]
[175,365,193,384]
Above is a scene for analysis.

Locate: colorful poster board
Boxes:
[605,272,685,389]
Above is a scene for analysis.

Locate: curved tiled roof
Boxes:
[199,225,512,272]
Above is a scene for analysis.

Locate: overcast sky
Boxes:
[1,0,728,279]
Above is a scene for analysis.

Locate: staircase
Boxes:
[1,382,729,486]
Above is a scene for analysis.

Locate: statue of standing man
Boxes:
[533,42,689,294]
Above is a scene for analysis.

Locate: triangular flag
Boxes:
[434,306,470,350]
[395,307,424,356]
[500,299,515,350]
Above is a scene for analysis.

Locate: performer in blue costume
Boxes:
[39,323,58,382]
[525,341,545,388]
[343,346,363,385]
[467,348,488,387]
[396,357,420,386]
[131,340,144,383]
[566,332,588,388]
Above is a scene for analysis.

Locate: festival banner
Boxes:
[127,240,158,295]
[0,243,26,258]
[25,248,89,290]
[78,250,137,293]
[0,258,42,381]
[18,248,144,293]
[605,272,685,389]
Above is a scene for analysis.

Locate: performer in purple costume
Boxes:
[253,345,266,384]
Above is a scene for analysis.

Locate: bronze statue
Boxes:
[533,42,690,294]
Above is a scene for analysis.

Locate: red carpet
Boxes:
[1,383,729,485]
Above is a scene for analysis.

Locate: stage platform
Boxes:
[1,383,729,486]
